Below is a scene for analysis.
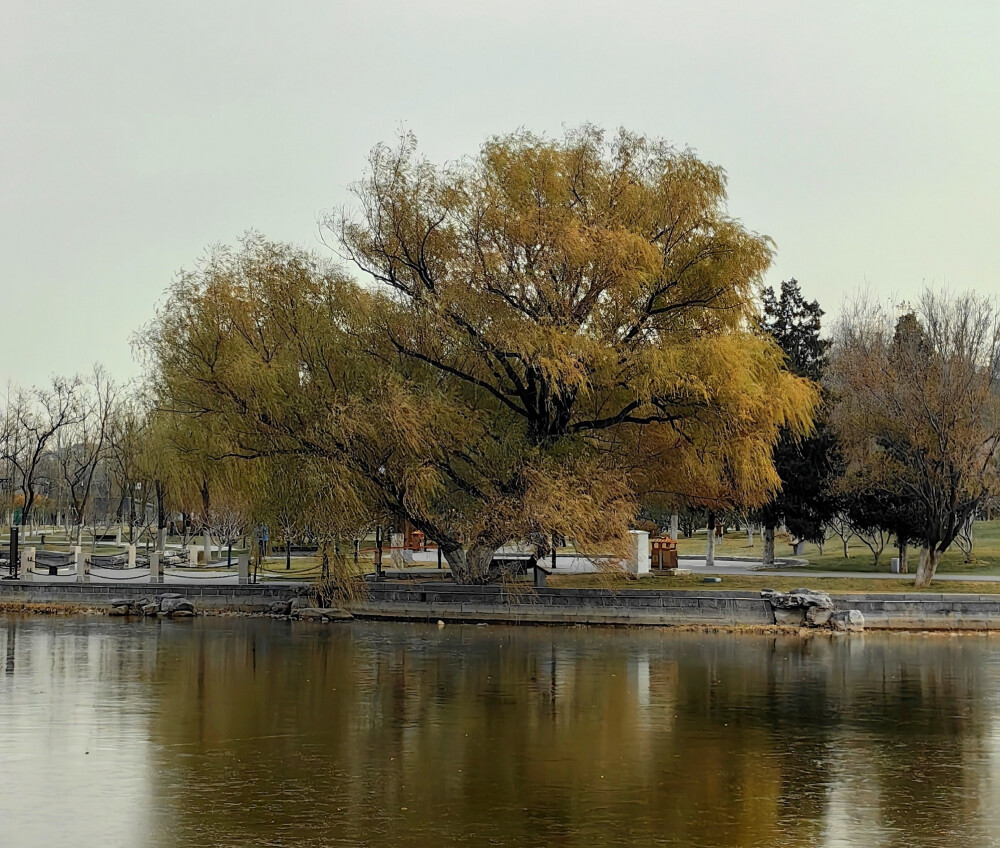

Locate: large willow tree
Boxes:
[146,127,816,583]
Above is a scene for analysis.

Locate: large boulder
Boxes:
[806,606,834,626]
[831,610,865,632]
[141,603,161,617]
[268,600,293,616]
[774,608,806,626]
[764,588,834,610]
[295,607,353,622]
[160,597,195,615]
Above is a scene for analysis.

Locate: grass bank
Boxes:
[548,572,1000,595]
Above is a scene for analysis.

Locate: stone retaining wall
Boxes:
[355,582,1000,630]
[4,579,1000,629]
[0,580,306,611]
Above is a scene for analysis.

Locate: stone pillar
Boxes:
[187,544,200,565]
[670,513,679,540]
[127,544,136,569]
[156,527,167,552]
[20,547,34,582]
[115,527,122,544]
[890,557,901,574]
[75,546,88,583]
[626,530,650,576]
[149,552,162,584]
[237,553,250,585]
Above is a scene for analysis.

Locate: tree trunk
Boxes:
[669,513,679,540]
[443,544,498,583]
[763,524,776,566]
[705,511,716,567]
[746,524,755,547]
[914,546,941,588]
[842,535,849,558]
[897,540,908,574]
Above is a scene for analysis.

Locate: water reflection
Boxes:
[1,618,999,847]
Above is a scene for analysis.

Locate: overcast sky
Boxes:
[3,0,998,388]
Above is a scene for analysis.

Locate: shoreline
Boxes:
[4,579,1000,630]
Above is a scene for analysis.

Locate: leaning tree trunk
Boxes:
[762,524,776,566]
[705,511,716,567]
[913,546,941,588]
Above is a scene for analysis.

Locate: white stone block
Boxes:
[149,552,162,584]
[20,547,34,582]
[237,553,250,585]
[627,530,650,575]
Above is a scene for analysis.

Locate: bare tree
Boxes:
[0,378,79,526]
[826,513,854,559]
[208,505,247,566]
[830,290,1000,586]
[55,368,121,544]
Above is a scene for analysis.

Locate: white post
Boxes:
[127,544,136,569]
[187,544,200,565]
[75,546,87,583]
[115,527,122,544]
[670,513,679,540]
[202,534,213,564]
[20,547,34,582]
[627,530,650,576]
[149,551,162,584]
[237,552,250,585]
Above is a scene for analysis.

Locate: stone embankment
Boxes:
[352,582,1000,631]
[3,578,1000,630]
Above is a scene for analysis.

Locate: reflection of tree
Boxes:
[144,624,993,848]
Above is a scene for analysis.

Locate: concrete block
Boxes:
[627,530,650,575]
[237,554,250,585]
[149,552,162,584]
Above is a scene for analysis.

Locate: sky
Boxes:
[3,0,999,388]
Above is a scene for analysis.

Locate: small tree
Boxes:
[208,505,247,566]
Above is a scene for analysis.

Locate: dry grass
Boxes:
[0,602,101,615]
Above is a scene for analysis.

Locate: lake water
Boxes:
[2,617,1000,847]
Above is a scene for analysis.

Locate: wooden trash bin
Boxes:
[650,537,678,570]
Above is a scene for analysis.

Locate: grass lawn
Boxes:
[547,572,1000,595]
[673,520,1000,576]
